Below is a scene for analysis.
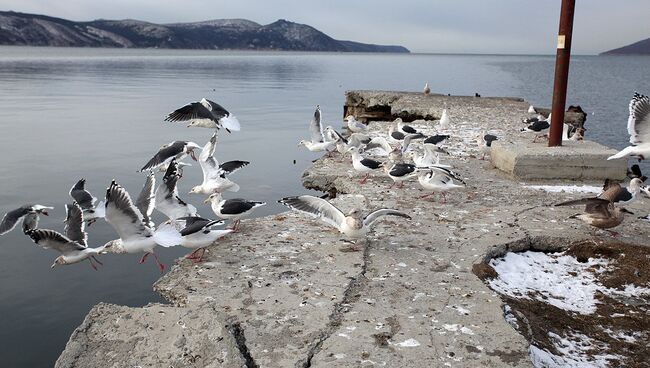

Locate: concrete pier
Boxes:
[55,91,649,368]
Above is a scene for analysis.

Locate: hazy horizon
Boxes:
[2,1,649,55]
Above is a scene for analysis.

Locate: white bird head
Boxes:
[346,208,363,219]
[345,115,356,122]
[189,186,202,195]
[298,139,308,147]
[204,192,222,204]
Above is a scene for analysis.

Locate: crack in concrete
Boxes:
[296,239,372,368]
[225,318,259,368]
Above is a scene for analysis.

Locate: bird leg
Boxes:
[388,182,395,189]
[441,192,447,203]
[88,258,98,271]
[359,173,369,184]
[91,256,103,266]
[228,220,242,233]
[138,252,150,264]
[185,249,201,260]
[191,248,207,263]
[152,253,165,273]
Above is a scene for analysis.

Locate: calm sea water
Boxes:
[0,47,648,367]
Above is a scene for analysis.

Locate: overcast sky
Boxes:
[4,0,650,54]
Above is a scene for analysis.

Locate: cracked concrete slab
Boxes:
[56,92,650,367]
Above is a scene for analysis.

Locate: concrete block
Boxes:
[491,139,627,180]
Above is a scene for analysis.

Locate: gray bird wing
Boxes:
[105,180,150,241]
[177,216,224,236]
[25,229,86,255]
[0,205,33,235]
[627,92,650,144]
[140,141,186,172]
[309,106,324,143]
[69,179,96,210]
[21,213,39,234]
[278,195,345,231]
[363,209,411,228]
[165,101,215,122]
[202,99,231,120]
[64,202,87,246]
[135,172,156,226]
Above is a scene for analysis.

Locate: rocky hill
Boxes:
[601,37,650,55]
[0,11,409,53]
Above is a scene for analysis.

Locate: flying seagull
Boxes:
[278,195,411,240]
[164,98,241,132]
[69,178,105,225]
[204,192,266,231]
[24,202,105,270]
[140,141,202,172]
[190,133,246,194]
[177,216,233,262]
[608,92,650,161]
[0,204,53,236]
[135,172,156,228]
[155,159,199,221]
[299,106,335,154]
[101,180,182,272]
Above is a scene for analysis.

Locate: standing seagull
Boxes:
[204,192,266,231]
[385,162,417,188]
[24,202,105,270]
[423,82,431,95]
[0,204,53,236]
[521,117,550,142]
[348,146,384,184]
[278,195,410,240]
[439,109,451,130]
[140,141,202,172]
[346,116,368,133]
[608,92,650,161]
[418,167,466,202]
[101,180,182,272]
[155,159,199,221]
[164,98,241,132]
[190,133,246,194]
[69,179,105,225]
[478,133,498,160]
[177,216,233,262]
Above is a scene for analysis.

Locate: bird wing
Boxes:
[140,141,186,172]
[555,197,613,217]
[363,209,411,228]
[329,128,348,144]
[178,216,223,236]
[0,205,32,235]
[156,161,198,220]
[165,101,214,123]
[424,134,450,146]
[69,179,96,210]
[135,172,156,226]
[25,229,86,255]
[202,99,231,119]
[598,182,632,203]
[105,180,150,241]
[365,137,393,154]
[627,92,650,144]
[218,160,250,176]
[429,166,465,184]
[309,106,323,143]
[64,202,87,246]
[200,133,218,163]
[278,195,345,231]
[21,213,39,234]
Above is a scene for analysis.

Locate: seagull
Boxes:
[417,167,466,202]
[569,127,585,141]
[363,136,394,156]
[101,180,182,272]
[140,141,202,172]
[597,178,642,207]
[155,159,199,220]
[608,92,650,161]
[555,196,633,235]
[0,204,53,236]
[528,105,536,114]
[348,146,384,184]
[24,202,105,270]
[164,98,241,132]
[135,172,156,228]
[626,164,646,181]
[388,122,426,146]
[521,117,550,142]
[478,133,498,160]
[408,145,449,168]
[299,105,336,155]
[396,118,420,135]
[423,82,431,95]
[177,216,233,262]
[423,134,450,147]
[189,133,246,194]
[385,162,418,188]
[439,109,450,130]
[69,179,105,225]
[278,195,411,240]
[204,192,266,231]
[346,116,368,133]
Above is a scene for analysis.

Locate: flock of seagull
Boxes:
[2,90,649,272]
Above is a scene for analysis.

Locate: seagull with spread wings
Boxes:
[608,92,650,161]
[278,195,410,240]
[0,204,53,236]
[299,105,335,154]
[155,159,199,221]
[24,202,105,270]
[164,98,241,132]
[189,133,248,194]
[140,141,202,172]
[101,180,182,272]
[69,178,105,225]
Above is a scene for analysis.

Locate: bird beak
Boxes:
[190,151,197,161]
[50,262,57,269]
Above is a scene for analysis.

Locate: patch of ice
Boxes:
[524,184,601,194]
[394,338,421,347]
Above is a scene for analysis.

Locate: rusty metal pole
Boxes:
[548,0,576,147]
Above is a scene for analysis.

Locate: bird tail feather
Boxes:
[153,223,182,248]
